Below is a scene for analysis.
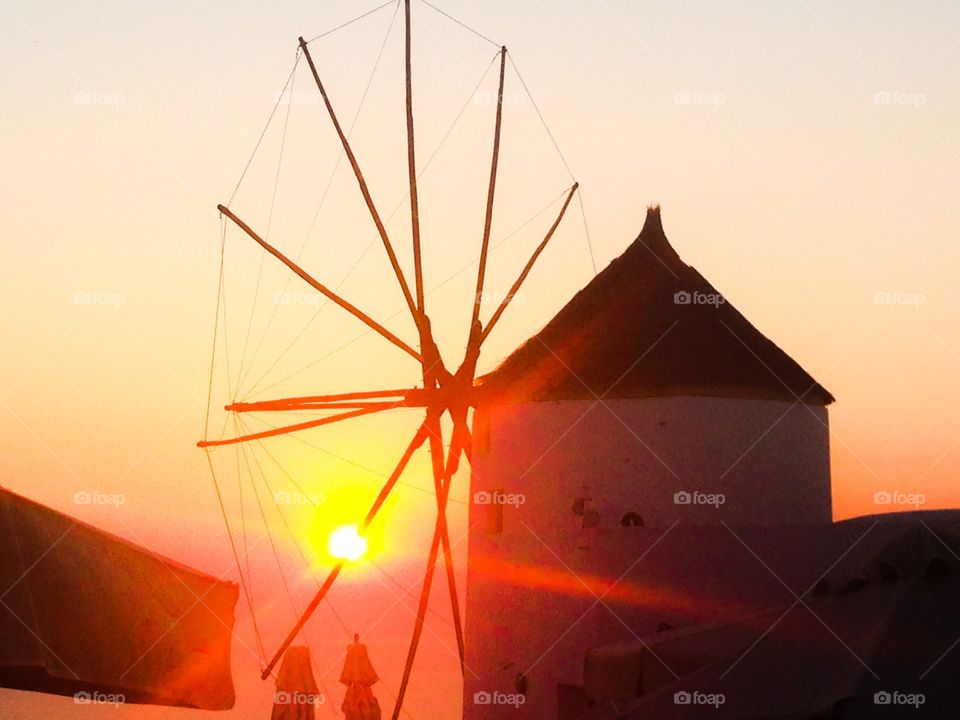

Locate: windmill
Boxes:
[197,1,583,717]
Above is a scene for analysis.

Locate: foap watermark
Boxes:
[873,91,926,109]
[275,691,325,707]
[674,690,725,708]
[476,289,525,307]
[674,290,725,307]
[474,490,525,508]
[73,90,126,108]
[674,490,725,508]
[874,490,925,509]
[274,291,322,307]
[874,690,925,708]
[873,290,925,308]
[473,90,525,106]
[673,90,726,108]
[74,691,125,706]
[74,290,126,308]
[274,490,324,507]
[73,490,125,507]
[473,690,525,708]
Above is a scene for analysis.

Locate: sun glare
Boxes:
[328,524,368,562]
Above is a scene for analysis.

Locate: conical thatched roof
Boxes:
[478,207,834,405]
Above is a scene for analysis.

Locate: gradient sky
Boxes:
[2,0,960,718]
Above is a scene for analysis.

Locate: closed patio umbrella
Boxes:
[340,634,381,720]
[271,646,322,720]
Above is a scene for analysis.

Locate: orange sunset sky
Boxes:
[2,0,960,718]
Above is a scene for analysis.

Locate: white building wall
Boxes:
[463,396,831,720]
[472,396,830,531]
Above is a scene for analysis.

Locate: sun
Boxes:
[328,524,368,562]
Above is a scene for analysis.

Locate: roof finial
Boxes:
[642,204,663,235]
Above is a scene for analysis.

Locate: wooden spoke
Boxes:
[230,400,408,412]
[227,389,432,413]
[362,422,430,529]
[218,204,420,361]
[480,183,579,344]
[261,421,430,679]
[471,46,508,331]
[393,8,469,692]
[433,422,466,672]
[405,0,425,315]
[198,405,391,448]
[298,36,420,324]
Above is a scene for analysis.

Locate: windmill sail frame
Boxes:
[198,2,583,716]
